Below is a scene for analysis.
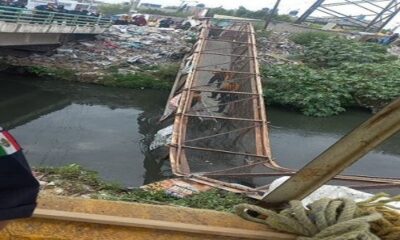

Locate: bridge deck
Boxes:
[168,20,400,199]
[0,6,110,35]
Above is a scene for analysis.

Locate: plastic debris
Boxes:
[3,25,199,80]
[149,125,173,151]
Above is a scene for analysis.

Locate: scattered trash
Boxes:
[141,178,212,198]
[3,25,200,80]
[257,31,303,65]
[149,125,173,151]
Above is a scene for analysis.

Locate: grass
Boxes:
[99,63,179,90]
[18,63,180,90]
[25,66,76,81]
[35,164,252,212]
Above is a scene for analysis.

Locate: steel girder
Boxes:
[296,0,400,32]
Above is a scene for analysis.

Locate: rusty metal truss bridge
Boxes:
[296,0,400,32]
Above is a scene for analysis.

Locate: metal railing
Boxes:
[0,6,111,28]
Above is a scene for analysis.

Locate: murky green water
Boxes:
[1,75,399,187]
[268,107,400,179]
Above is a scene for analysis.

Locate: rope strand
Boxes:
[235,194,400,240]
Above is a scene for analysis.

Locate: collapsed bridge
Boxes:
[165,20,400,201]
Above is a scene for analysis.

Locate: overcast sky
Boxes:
[103,0,400,28]
[134,0,317,13]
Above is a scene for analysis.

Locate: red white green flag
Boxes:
[0,131,21,157]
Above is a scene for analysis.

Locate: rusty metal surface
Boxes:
[262,98,400,205]
[0,195,294,240]
[167,20,400,199]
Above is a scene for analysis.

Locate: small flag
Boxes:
[0,131,21,157]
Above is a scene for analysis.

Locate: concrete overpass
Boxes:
[0,6,111,46]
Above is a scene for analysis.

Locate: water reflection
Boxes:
[268,106,400,178]
[0,75,398,188]
[0,75,169,187]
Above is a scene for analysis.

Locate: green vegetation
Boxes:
[207,5,293,22]
[19,64,179,90]
[263,32,400,116]
[263,65,352,117]
[101,64,179,90]
[98,189,251,212]
[36,164,251,212]
[255,28,272,38]
[98,3,131,16]
[300,36,394,68]
[97,3,191,18]
[26,66,76,81]
[36,164,121,195]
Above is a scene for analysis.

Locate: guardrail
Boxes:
[0,6,111,27]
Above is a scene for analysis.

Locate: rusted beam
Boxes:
[249,24,272,160]
[195,51,257,58]
[170,22,209,175]
[204,172,291,178]
[171,144,270,159]
[349,183,400,190]
[262,98,400,205]
[203,172,400,185]
[195,69,258,75]
[201,38,253,45]
[196,60,232,69]
[186,96,257,113]
[182,113,264,122]
[203,161,270,175]
[185,125,258,143]
[191,77,253,88]
[206,27,255,34]
[161,53,188,121]
[186,88,258,96]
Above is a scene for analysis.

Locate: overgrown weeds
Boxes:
[36,164,251,212]
[263,65,352,117]
[263,32,400,116]
[300,36,393,68]
[101,64,179,90]
[26,66,76,81]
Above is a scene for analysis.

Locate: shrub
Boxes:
[301,37,395,68]
[262,62,400,116]
[340,62,400,103]
[263,65,352,117]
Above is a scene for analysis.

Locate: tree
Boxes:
[98,3,131,16]
[289,10,299,17]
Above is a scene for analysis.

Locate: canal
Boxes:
[1,75,399,187]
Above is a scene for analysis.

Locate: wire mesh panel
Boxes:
[169,21,276,197]
[168,21,400,199]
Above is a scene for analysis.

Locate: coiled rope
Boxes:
[235,193,400,240]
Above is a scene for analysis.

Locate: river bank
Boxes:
[34,164,252,212]
[1,74,399,211]
[0,24,196,86]
[2,24,398,117]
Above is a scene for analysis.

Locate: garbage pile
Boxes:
[4,24,199,79]
[257,31,303,65]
